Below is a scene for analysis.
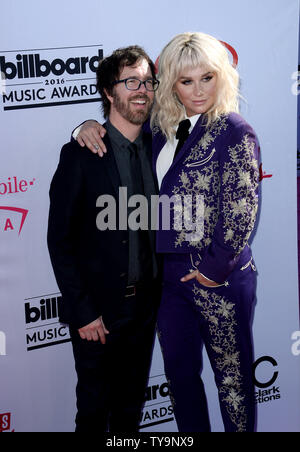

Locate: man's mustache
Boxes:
[129,94,150,103]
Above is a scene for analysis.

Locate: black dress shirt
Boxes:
[106,120,156,285]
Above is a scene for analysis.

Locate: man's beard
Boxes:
[113,92,152,125]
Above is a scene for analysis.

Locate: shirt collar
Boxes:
[106,119,143,151]
[188,113,201,130]
[174,113,201,135]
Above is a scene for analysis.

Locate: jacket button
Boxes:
[122,240,128,245]
[120,272,127,278]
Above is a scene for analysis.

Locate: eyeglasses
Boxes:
[112,77,160,92]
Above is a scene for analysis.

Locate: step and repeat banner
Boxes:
[0,0,299,432]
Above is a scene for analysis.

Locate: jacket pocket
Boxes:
[240,258,257,272]
[185,148,216,168]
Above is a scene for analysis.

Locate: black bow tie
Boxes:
[173,119,191,161]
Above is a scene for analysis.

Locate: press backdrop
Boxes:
[0,0,299,432]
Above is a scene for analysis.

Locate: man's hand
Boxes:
[76,120,107,156]
[78,316,109,344]
[181,270,220,288]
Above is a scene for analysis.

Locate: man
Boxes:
[47,46,161,432]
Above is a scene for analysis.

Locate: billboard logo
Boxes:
[0,331,6,356]
[0,71,6,95]
[0,51,101,80]
[257,147,272,181]
[25,293,71,351]
[0,206,28,235]
[259,163,273,181]
[140,375,174,430]
[219,41,238,68]
[0,45,103,111]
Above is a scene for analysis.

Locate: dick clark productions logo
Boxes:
[253,356,281,404]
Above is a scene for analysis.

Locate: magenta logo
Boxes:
[0,206,28,235]
[0,176,36,195]
[0,413,14,432]
[219,41,238,68]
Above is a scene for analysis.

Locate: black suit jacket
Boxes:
[47,131,158,329]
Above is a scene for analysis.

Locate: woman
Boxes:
[151,32,259,433]
[75,32,260,432]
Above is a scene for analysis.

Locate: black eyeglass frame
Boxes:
[111,77,160,92]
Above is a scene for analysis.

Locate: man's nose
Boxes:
[137,81,147,92]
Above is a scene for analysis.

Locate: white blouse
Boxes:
[156,114,201,189]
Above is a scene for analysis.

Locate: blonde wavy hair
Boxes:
[151,32,240,139]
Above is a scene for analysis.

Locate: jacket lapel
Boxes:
[101,134,122,198]
[152,115,207,180]
[171,115,207,167]
[143,132,159,195]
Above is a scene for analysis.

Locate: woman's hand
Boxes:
[76,120,107,156]
[181,270,220,287]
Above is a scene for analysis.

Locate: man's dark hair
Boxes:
[96,45,156,118]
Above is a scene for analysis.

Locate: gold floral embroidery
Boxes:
[171,115,259,257]
[172,161,220,250]
[184,115,228,163]
[193,284,248,432]
[222,134,259,253]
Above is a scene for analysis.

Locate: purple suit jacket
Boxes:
[151,113,260,283]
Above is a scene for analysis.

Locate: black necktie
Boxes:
[173,119,191,160]
[128,143,153,283]
[129,143,144,196]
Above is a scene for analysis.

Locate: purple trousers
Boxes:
[157,253,257,432]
